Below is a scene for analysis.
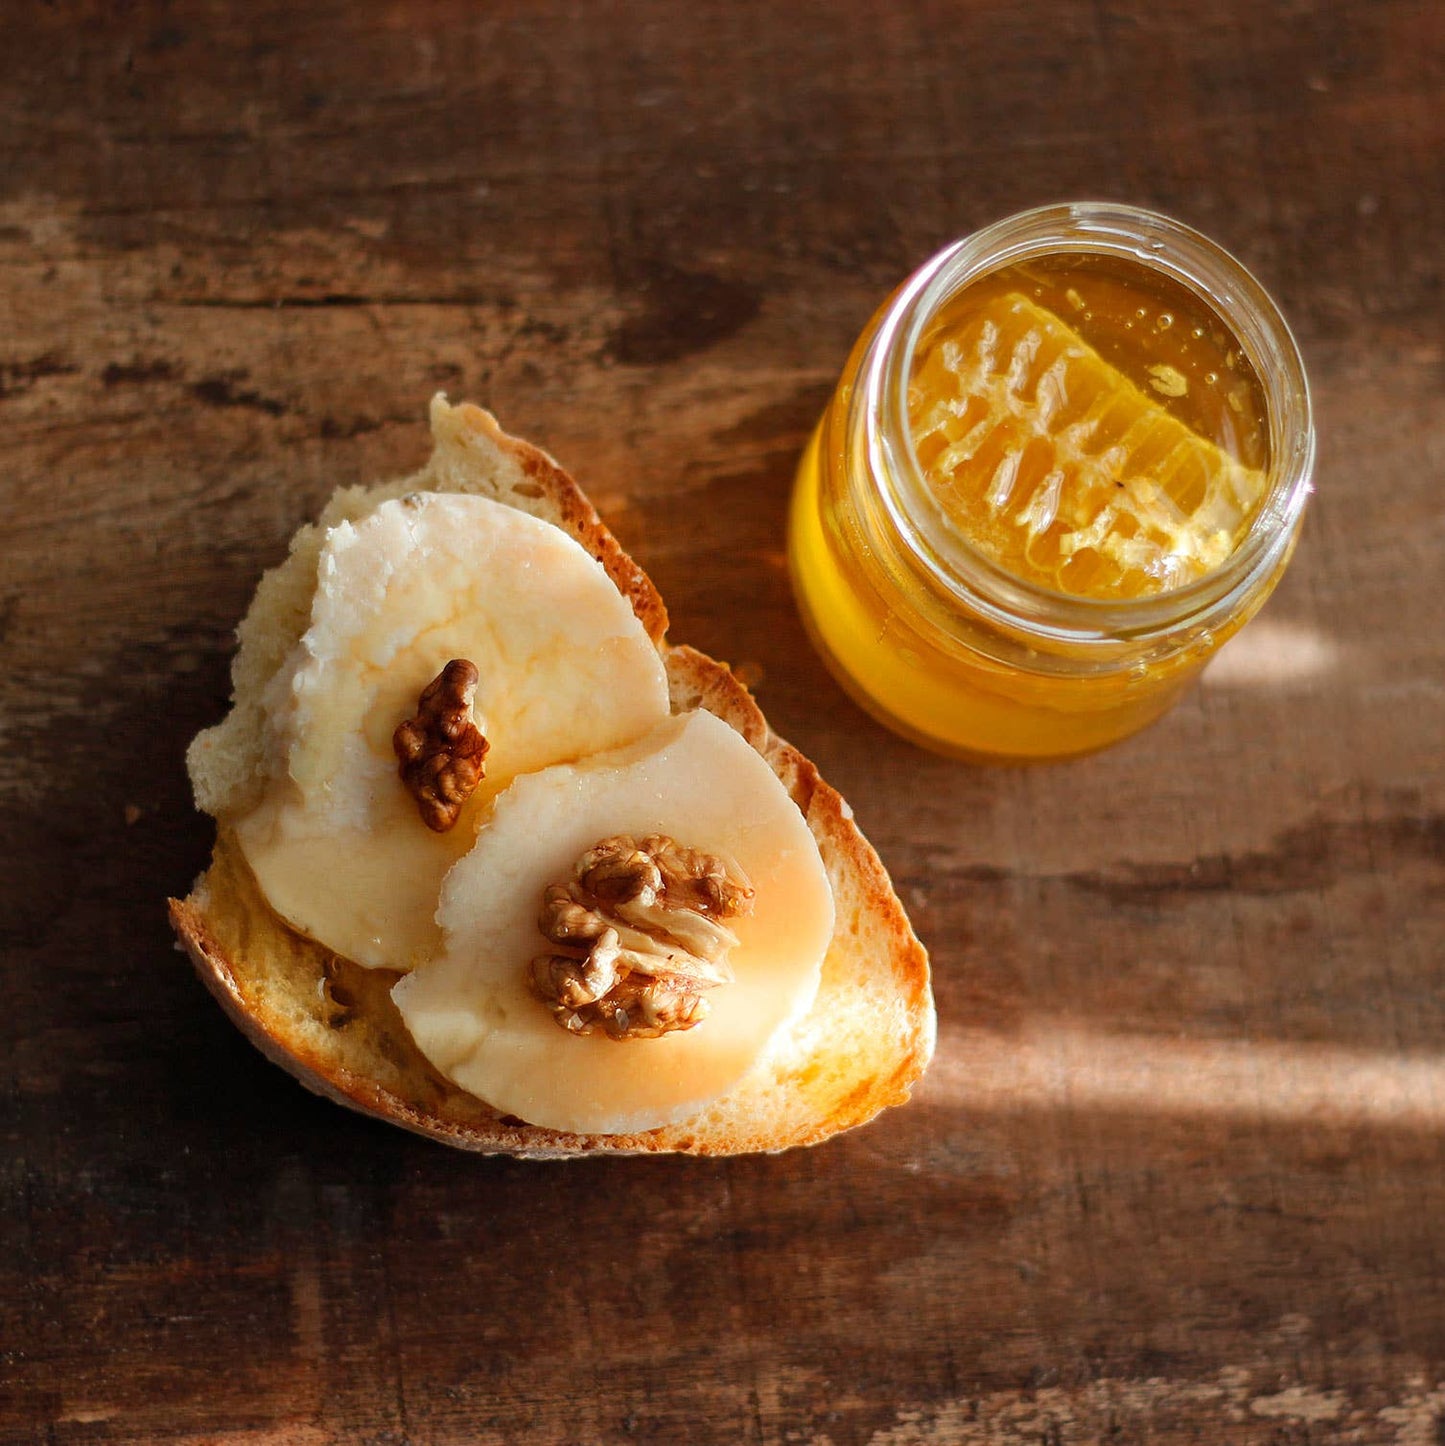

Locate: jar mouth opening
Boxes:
[863,202,1316,642]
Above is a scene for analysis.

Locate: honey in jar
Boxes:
[788,204,1315,760]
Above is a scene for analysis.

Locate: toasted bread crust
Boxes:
[170,400,934,1156]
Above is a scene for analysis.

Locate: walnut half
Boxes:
[392,659,490,832]
[527,833,754,1040]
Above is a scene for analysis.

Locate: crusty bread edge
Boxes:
[169,400,934,1157]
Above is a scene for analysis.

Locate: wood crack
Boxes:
[165,293,494,310]
[901,812,1444,903]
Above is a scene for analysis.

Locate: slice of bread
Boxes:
[169,398,934,1156]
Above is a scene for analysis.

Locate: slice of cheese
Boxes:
[391,709,835,1134]
[234,492,671,970]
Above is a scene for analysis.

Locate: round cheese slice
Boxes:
[234,492,671,971]
[391,708,835,1134]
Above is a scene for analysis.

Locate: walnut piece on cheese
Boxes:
[392,659,490,832]
[527,834,754,1040]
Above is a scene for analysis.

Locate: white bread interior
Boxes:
[170,397,935,1156]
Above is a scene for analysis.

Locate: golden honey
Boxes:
[788,205,1314,760]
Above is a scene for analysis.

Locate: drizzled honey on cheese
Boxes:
[224,487,834,1133]
[393,711,833,1135]
[234,492,672,971]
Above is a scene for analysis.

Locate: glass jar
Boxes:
[787,202,1316,761]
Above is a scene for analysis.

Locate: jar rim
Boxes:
[859,202,1316,643]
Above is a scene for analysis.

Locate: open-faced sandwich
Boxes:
[169,398,934,1156]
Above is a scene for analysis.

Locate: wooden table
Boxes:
[3,2,1442,1441]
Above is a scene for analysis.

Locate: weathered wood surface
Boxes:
[2,1,1442,1441]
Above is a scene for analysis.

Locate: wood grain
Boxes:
[2,1,1442,1441]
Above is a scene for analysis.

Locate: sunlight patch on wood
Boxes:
[926,1020,1445,1126]
[1201,619,1339,688]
